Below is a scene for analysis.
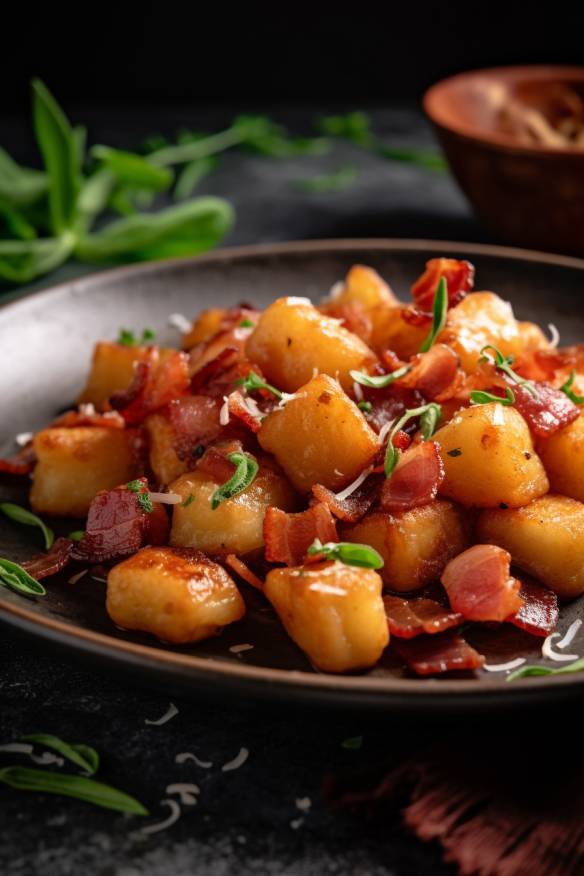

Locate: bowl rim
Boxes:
[424,64,584,157]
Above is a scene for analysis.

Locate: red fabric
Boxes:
[264,503,338,566]
[383,595,462,639]
[380,442,444,512]
[441,544,523,623]
[22,537,73,580]
[411,258,475,311]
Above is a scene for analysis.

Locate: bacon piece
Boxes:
[167,395,222,461]
[189,345,240,393]
[52,409,125,429]
[401,306,432,327]
[509,578,559,637]
[21,537,73,580]
[72,478,169,563]
[441,544,523,622]
[0,442,35,476]
[111,351,190,425]
[511,382,579,438]
[196,440,244,482]
[392,631,485,675]
[312,474,383,523]
[331,302,373,345]
[399,345,460,401]
[411,258,475,311]
[225,391,263,433]
[383,595,463,639]
[380,441,444,512]
[264,503,338,566]
[225,554,264,591]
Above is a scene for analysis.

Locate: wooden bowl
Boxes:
[424,66,584,256]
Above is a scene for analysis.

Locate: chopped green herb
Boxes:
[211,452,259,509]
[239,319,254,328]
[126,479,153,513]
[0,558,45,597]
[419,276,448,353]
[378,146,447,172]
[350,364,411,388]
[236,371,283,399]
[294,165,357,193]
[470,388,515,406]
[357,401,373,413]
[116,327,156,346]
[447,448,463,458]
[507,657,584,682]
[0,503,54,550]
[306,539,384,570]
[317,112,374,147]
[478,345,537,398]
[383,403,442,477]
[21,734,99,775]
[560,370,584,405]
[181,494,195,508]
[67,530,85,542]
[341,735,363,750]
[0,766,147,815]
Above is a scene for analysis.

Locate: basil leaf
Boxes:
[384,442,400,478]
[0,558,45,597]
[307,539,384,570]
[294,165,357,193]
[75,197,233,262]
[560,370,584,405]
[419,276,448,353]
[211,452,259,509]
[0,146,48,207]
[174,156,218,201]
[21,734,99,775]
[419,403,442,440]
[0,766,147,815]
[92,146,173,192]
[350,365,411,388]
[507,657,584,682]
[470,388,515,406]
[0,503,54,550]
[0,235,74,284]
[32,79,80,234]
[236,371,282,399]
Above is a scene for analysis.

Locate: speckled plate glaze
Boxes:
[2,239,584,710]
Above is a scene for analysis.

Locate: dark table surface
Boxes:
[1,103,491,876]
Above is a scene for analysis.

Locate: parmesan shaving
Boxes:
[219,396,230,426]
[290,817,304,830]
[175,751,213,768]
[139,799,181,835]
[295,797,312,811]
[547,323,560,349]
[68,569,88,585]
[333,466,373,502]
[542,633,579,662]
[147,492,182,505]
[327,281,344,301]
[483,658,527,672]
[556,618,582,650]
[145,702,179,726]
[229,644,254,655]
[240,395,263,421]
[78,403,96,417]
[276,392,302,410]
[492,404,505,426]
[165,783,200,805]
[221,747,249,772]
[286,296,311,306]
[168,313,193,334]
[352,382,364,402]
[308,583,347,596]
[0,743,64,767]
[15,432,33,446]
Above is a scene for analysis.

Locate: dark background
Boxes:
[2,2,582,111]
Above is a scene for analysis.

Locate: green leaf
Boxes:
[0,146,48,207]
[174,156,218,200]
[0,503,54,550]
[92,146,173,192]
[478,345,538,398]
[350,365,411,388]
[419,276,448,353]
[116,328,156,346]
[0,234,74,284]
[379,146,447,172]
[75,197,234,263]
[560,370,584,405]
[21,734,99,775]
[31,79,80,234]
[68,530,85,542]
[317,112,374,147]
[507,657,584,682]
[75,169,116,233]
[0,197,38,240]
[126,480,153,513]
[419,403,442,440]
[236,371,282,399]
[0,558,45,597]
[470,388,515,406]
[307,539,384,570]
[357,401,372,413]
[0,766,147,815]
[211,452,259,509]
[294,165,357,193]
[383,402,442,477]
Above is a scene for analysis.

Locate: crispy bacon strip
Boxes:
[509,578,559,637]
[196,440,244,482]
[441,544,523,622]
[411,258,475,311]
[72,479,169,563]
[52,409,125,429]
[225,391,262,433]
[225,554,264,591]
[0,442,35,476]
[392,631,485,675]
[383,595,463,639]
[168,395,222,461]
[111,351,190,425]
[189,345,240,393]
[312,474,383,523]
[399,345,460,401]
[21,537,73,580]
[264,504,338,566]
[511,382,579,438]
[380,441,444,512]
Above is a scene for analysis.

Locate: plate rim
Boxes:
[2,237,584,706]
